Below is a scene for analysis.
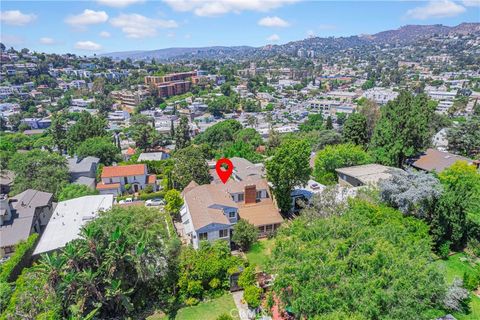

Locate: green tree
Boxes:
[172,145,211,189]
[9,149,69,196]
[76,136,120,165]
[129,114,159,152]
[243,285,262,309]
[270,200,448,319]
[370,91,434,167]
[358,99,381,141]
[194,120,242,150]
[232,219,258,251]
[266,140,311,213]
[299,114,323,132]
[446,116,480,158]
[325,116,333,129]
[66,111,108,154]
[164,189,184,217]
[342,113,368,146]
[178,241,244,302]
[431,161,480,251]
[175,116,191,150]
[5,206,180,319]
[313,143,373,185]
[47,113,67,154]
[58,184,99,201]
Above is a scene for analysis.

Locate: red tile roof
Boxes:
[101,164,146,178]
[147,174,156,184]
[126,147,136,155]
[96,182,120,190]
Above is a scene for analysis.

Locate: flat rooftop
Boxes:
[33,194,113,255]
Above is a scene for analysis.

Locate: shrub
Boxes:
[138,190,166,201]
[463,271,479,291]
[232,219,258,251]
[0,281,13,313]
[243,285,262,309]
[238,265,256,288]
[0,233,38,283]
[185,297,199,306]
[209,278,221,289]
[438,241,452,260]
[143,184,154,194]
[217,313,234,320]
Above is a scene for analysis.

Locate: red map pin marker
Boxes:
[215,158,233,184]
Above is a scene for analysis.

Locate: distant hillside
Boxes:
[102,22,480,61]
[102,46,255,61]
[364,23,480,44]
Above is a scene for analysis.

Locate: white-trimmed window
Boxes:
[229,211,236,219]
[199,232,208,240]
[219,229,229,238]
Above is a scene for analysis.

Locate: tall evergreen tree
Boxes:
[370,91,434,167]
[175,116,190,150]
[342,113,369,146]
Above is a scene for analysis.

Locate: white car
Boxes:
[118,197,133,204]
[145,198,165,207]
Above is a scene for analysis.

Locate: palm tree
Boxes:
[34,252,66,289]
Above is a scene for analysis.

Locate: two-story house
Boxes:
[96,164,157,196]
[180,178,283,249]
[0,190,54,258]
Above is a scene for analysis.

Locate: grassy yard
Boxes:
[147,294,236,320]
[246,238,275,271]
[434,253,480,320]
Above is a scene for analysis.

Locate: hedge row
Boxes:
[0,233,39,283]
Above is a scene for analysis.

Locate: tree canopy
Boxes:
[76,136,120,165]
[8,149,69,197]
[313,143,373,185]
[266,139,311,213]
[172,145,211,189]
[370,91,434,167]
[270,200,448,319]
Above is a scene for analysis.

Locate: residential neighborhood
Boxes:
[0,1,479,320]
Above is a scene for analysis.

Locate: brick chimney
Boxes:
[244,185,257,204]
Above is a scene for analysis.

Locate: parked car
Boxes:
[118,197,133,204]
[145,198,165,206]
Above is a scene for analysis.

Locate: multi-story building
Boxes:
[145,71,197,98]
[110,89,149,108]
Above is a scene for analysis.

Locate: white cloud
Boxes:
[163,0,299,17]
[0,10,36,26]
[406,0,466,19]
[110,13,178,38]
[462,0,480,6]
[65,9,109,26]
[266,33,280,42]
[97,0,145,8]
[258,16,290,27]
[39,37,57,45]
[75,40,102,51]
[99,31,111,38]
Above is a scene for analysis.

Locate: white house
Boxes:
[96,164,157,196]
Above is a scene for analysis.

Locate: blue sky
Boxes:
[1,0,479,54]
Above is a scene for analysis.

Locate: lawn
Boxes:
[434,253,480,320]
[246,238,275,271]
[147,294,236,320]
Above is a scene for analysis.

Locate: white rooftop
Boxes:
[34,194,113,255]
